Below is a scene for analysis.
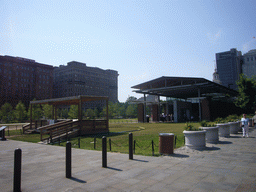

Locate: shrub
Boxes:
[184,123,199,131]
[225,114,239,122]
[215,117,227,124]
[200,120,215,127]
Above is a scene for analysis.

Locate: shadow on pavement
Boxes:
[169,153,189,158]
[68,177,87,183]
[132,159,149,162]
[218,141,233,144]
[106,167,122,171]
[229,135,242,138]
[204,146,220,151]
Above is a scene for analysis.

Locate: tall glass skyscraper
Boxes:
[242,49,256,78]
[215,48,242,90]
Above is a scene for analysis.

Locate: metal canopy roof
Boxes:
[30,95,108,106]
[131,76,238,99]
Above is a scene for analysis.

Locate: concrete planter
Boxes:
[237,121,242,132]
[183,130,206,150]
[199,126,219,144]
[229,122,240,134]
[216,123,230,137]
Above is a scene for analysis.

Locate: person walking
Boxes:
[241,114,249,138]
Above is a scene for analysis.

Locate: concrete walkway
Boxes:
[1,128,256,192]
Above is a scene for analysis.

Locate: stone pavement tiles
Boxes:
[0,128,256,192]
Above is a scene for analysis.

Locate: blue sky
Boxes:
[1,0,256,102]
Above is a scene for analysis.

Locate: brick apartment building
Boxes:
[0,55,54,108]
[53,61,118,109]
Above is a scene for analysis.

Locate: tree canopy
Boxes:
[234,74,256,114]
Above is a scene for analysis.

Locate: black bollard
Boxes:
[94,138,96,149]
[102,136,107,168]
[129,133,133,160]
[66,141,71,178]
[78,138,80,148]
[13,148,22,192]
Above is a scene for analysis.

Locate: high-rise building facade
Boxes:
[0,55,54,108]
[215,48,242,90]
[53,61,118,103]
[242,49,256,78]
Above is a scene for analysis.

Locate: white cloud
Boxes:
[242,38,256,53]
[207,29,222,44]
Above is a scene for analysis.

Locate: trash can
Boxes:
[146,116,150,123]
[159,133,174,155]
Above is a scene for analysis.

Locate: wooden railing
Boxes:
[22,123,35,134]
[39,120,79,143]
[22,120,48,134]
[80,120,108,135]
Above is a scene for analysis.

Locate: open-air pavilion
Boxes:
[26,95,109,143]
[131,76,238,123]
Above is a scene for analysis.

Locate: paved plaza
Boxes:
[1,128,256,192]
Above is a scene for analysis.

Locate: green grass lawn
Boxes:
[6,129,41,143]
[8,122,201,156]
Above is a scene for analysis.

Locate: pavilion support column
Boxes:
[158,96,160,122]
[143,94,146,123]
[151,104,159,122]
[173,100,178,123]
[166,97,169,115]
[198,88,202,122]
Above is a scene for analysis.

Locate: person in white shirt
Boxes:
[241,114,249,138]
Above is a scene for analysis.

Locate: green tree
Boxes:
[27,99,43,120]
[14,101,27,122]
[60,108,69,119]
[117,103,126,118]
[234,74,256,114]
[0,102,14,123]
[125,96,137,104]
[42,104,53,119]
[93,108,99,118]
[85,108,95,119]
[68,105,78,119]
[125,104,137,118]
[101,102,115,118]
